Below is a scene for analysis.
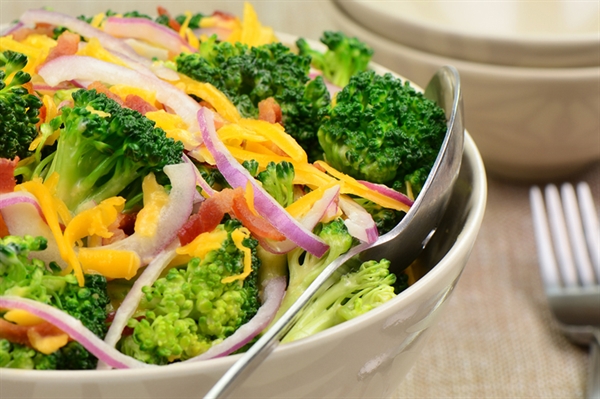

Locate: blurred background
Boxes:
[1,0,336,41]
[1,1,599,398]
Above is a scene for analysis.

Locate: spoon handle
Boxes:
[203,242,370,399]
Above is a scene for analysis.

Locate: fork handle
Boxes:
[588,332,600,399]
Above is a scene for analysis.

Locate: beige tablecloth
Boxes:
[393,163,600,399]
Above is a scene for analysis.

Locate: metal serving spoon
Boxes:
[204,65,464,399]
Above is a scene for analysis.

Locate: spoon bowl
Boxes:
[205,65,465,398]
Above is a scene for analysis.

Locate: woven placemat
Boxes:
[394,163,599,399]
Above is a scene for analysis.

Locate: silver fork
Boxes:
[530,182,600,399]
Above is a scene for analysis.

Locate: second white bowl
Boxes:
[326,1,600,181]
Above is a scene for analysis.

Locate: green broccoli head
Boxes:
[282,259,399,343]
[175,39,330,162]
[42,88,184,212]
[0,50,43,160]
[317,70,447,195]
[270,218,354,325]
[0,235,111,370]
[296,31,373,88]
[0,339,58,369]
[256,161,295,207]
[119,219,262,364]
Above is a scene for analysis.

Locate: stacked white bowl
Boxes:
[325,0,600,181]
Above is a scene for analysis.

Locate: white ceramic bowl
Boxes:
[0,133,486,398]
[325,1,600,181]
[334,0,600,68]
[0,38,488,396]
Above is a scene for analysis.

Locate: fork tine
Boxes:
[530,186,561,289]
[560,183,597,287]
[544,184,579,287]
[576,182,600,280]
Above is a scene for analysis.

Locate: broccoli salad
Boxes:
[0,3,446,369]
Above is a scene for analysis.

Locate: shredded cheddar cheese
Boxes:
[221,227,252,283]
[134,173,170,237]
[16,174,83,285]
[173,226,229,266]
[315,161,411,212]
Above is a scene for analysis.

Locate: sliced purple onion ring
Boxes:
[0,192,43,216]
[185,276,286,361]
[338,195,379,243]
[198,108,329,257]
[1,21,23,36]
[182,154,215,197]
[0,192,66,268]
[103,17,196,54]
[97,242,179,370]
[20,10,143,65]
[37,55,202,135]
[260,184,341,254]
[357,180,414,207]
[87,162,196,264]
[0,296,152,369]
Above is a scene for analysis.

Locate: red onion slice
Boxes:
[20,10,142,65]
[0,296,151,369]
[338,195,379,243]
[88,162,195,264]
[1,22,22,36]
[97,242,179,370]
[260,184,341,254]
[357,180,414,207]
[0,193,66,269]
[37,55,202,135]
[103,17,196,54]
[0,192,43,216]
[185,276,286,361]
[182,154,215,196]
[198,108,328,257]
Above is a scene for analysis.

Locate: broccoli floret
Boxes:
[0,235,111,370]
[175,39,330,161]
[317,70,447,195]
[41,89,184,212]
[271,218,354,325]
[119,219,261,364]
[256,161,295,207]
[0,339,58,369]
[282,259,400,343]
[0,51,43,160]
[296,31,373,88]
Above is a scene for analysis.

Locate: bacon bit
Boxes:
[213,10,237,21]
[0,318,67,348]
[258,97,282,124]
[10,23,55,42]
[87,81,124,106]
[39,31,80,70]
[124,94,158,115]
[0,214,9,238]
[231,187,286,241]
[0,157,18,194]
[38,104,47,126]
[157,6,182,31]
[178,188,235,246]
[102,212,136,245]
